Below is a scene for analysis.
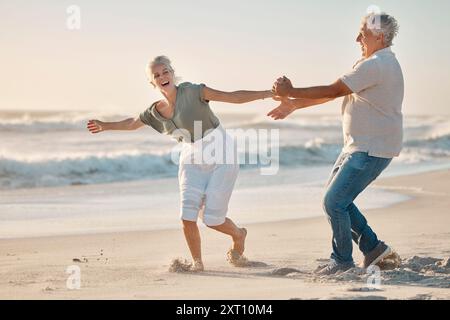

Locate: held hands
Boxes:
[271,76,293,97]
[87,120,104,134]
[268,75,296,120]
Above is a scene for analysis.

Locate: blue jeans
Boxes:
[323,152,392,266]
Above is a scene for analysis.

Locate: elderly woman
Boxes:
[88,56,272,271]
[269,13,403,275]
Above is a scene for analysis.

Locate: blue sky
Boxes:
[1,0,449,115]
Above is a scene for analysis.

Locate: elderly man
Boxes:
[270,13,404,275]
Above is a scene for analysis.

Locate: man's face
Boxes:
[356,23,382,58]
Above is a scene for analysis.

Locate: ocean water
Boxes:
[1,111,449,190]
[0,111,448,238]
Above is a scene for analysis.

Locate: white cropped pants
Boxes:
[178,125,239,226]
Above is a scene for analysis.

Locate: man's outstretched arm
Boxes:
[272,77,352,100]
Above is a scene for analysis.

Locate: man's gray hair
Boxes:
[363,13,399,46]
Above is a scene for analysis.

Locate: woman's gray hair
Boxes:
[146,55,180,86]
[363,13,399,46]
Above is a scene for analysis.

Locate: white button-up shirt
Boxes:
[340,47,404,158]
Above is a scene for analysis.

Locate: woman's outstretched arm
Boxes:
[87,117,145,134]
[203,86,272,104]
[267,97,334,120]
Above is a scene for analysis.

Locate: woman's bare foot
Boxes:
[226,248,249,267]
[191,259,204,272]
[232,228,247,256]
[226,228,248,267]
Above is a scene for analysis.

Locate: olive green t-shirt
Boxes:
[139,82,220,143]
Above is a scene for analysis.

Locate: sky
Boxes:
[1,0,449,115]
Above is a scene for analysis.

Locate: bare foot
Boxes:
[226,248,249,267]
[191,259,204,272]
[232,228,247,256]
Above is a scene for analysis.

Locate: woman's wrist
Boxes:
[291,100,300,111]
[263,90,272,99]
[100,121,110,130]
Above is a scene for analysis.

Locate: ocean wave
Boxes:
[231,115,342,131]
[0,151,179,189]
[0,140,340,189]
[2,130,450,190]
[277,139,341,166]
[2,112,449,135]
[0,111,132,132]
[0,135,344,190]
[1,111,450,189]
[405,133,450,150]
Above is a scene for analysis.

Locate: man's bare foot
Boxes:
[232,228,247,256]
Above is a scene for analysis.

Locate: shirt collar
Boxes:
[372,46,394,57]
[150,101,169,122]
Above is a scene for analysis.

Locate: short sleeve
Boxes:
[138,102,165,133]
[198,83,209,103]
[179,82,209,104]
[341,58,381,93]
[139,102,157,127]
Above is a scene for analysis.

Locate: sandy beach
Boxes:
[0,169,449,300]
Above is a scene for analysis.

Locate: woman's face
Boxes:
[150,64,176,92]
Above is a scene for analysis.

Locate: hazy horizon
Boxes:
[1,0,449,116]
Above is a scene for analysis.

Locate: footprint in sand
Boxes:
[270,267,303,276]
[328,295,387,300]
[347,287,384,292]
